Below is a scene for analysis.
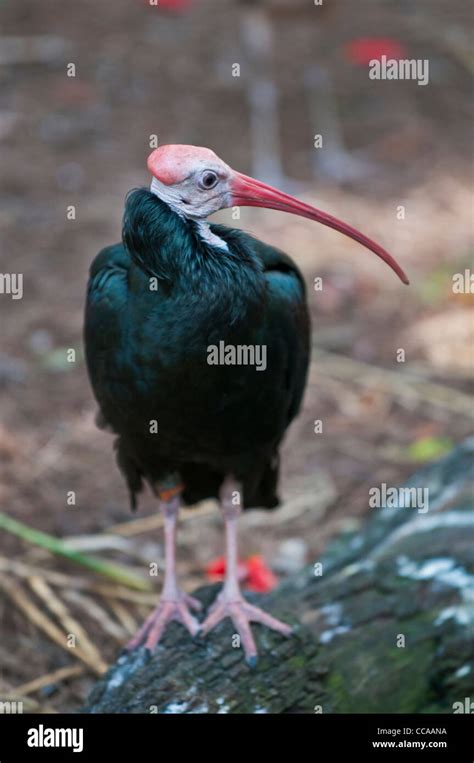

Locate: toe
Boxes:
[245,604,292,636]
[230,605,258,663]
[178,604,201,636]
[200,604,226,635]
[143,606,172,649]
[125,608,156,650]
[126,597,203,650]
[183,593,202,612]
[200,596,289,663]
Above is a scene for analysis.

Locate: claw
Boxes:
[201,594,291,663]
[126,592,201,651]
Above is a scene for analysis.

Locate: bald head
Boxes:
[147,145,224,186]
[146,144,235,223]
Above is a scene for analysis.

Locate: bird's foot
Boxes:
[126,591,201,651]
[200,591,292,666]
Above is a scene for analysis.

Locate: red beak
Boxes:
[230,172,409,285]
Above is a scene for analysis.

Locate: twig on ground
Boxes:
[107,499,217,537]
[0,575,106,675]
[62,589,127,643]
[103,597,138,636]
[27,576,107,671]
[12,665,84,697]
[313,350,473,416]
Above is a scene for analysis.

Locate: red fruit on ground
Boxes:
[345,38,407,66]
[245,555,279,593]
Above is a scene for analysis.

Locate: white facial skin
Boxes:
[150,162,233,222]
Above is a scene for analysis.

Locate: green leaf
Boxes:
[407,436,454,463]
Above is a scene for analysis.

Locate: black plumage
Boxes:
[85,188,310,511]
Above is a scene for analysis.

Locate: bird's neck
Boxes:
[193,220,229,252]
[122,189,264,302]
[149,178,229,252]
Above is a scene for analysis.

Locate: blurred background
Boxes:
[0,0,472,710]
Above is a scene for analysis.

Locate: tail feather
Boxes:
[114,436,280,511]
[115,438,144,511]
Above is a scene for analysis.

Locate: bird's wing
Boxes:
[252,236,311,426]
[84,243,131,431]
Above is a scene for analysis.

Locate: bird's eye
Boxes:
[200,171,218,190]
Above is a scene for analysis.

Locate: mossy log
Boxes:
[84,439,474,713]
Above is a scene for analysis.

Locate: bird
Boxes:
[84,144,408,666]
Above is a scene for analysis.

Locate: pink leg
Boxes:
[201,476,292,666]
[126,494,201,651]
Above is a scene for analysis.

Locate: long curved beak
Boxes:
[230,171,409,285]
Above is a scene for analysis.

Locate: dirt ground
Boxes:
[0,0,472,711]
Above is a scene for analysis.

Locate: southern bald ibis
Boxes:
[84,144,408,665]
